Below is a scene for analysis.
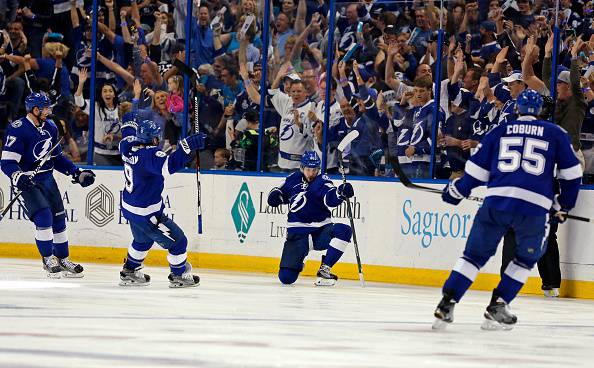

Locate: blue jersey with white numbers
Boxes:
[1,116,76,182]
[455,116,582,215]
[271,171,344,235]
[119,130,193,223]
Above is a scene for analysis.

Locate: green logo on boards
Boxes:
[231,183,256,243]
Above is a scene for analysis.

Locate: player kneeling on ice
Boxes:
[1,92,95,278]
[433,89,582,330]
[118,119,206,288]
[267,151,354,286]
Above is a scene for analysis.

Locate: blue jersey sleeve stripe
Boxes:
[1,151,22,162]
[557,164,583,181]
[464,161,490,182]
[485,186,552,210]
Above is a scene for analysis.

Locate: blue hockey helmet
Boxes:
[516,89,543,116]
[301,151,321,169]
[25,92,52,112]
[136,119,162,144]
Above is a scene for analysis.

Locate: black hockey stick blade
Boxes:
[173,59,198,85]
[386,153,483,202]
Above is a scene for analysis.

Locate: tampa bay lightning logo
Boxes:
[409,123,425,146]
[280,122,294,141]
[104,118,121,135]
[339,31,356,51]
[33,137,53,160]
[76,44,92,68]
[289,191,307,213]
[397,128,410,146]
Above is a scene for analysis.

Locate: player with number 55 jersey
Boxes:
[434,89,582,331]
[118,119,206,288]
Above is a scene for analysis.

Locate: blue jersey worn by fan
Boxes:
[117,120,206,288]
[267,151,354,286]
[433,90,582,331]
[0,92,95,277]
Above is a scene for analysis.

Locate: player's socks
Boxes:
[58,258,84,278]
[33,209,54,275]
[167,252,187,276]
[432,293,456,330]
[42,256,62,278]
[496,260,531,303]
[124,241,150,270]
[481,289,517,330]
[323,244,344,268]
[442,257,480,302]
[119,263,151,286]
[168,263,200,288]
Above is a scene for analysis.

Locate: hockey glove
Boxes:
[72,169,96,187]
[550,209,569,225]
[180,133,207,154]
[11,171,35,191]
[267,188,284,207]
[442,178,464,206]
[337,183,354,199]
[550,195,569,224]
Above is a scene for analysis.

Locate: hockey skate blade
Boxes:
[480,318,515,331]
[432,318,451,330]
[314,277,336,287]
[61,272,84,278]
[168,281,200,288]
[46,272,62,279]
[119,280,151,287]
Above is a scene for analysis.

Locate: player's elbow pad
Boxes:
[167,149,191,174]
[324,188,343,208]
[557,178,582,211]
[0,159,20,179]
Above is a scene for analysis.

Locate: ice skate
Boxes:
[314,263,337,286]
[168,263,200,288]
[481,290,517,330]
[58,258,84,278]
[543,288,560,298]
[42,256,62,278]
[119,265,151,286]
[432,294,456,330]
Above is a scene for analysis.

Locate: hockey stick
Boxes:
[336,130,365,287]
[0,137,63,222]
[173,59,203,234]
[386,153,484,202]
[386,154,594,223]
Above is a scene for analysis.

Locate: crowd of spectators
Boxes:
[0,0,592,183]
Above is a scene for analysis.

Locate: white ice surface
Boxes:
[0,258,593,368]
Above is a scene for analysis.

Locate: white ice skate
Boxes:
[58,258,84,278]
[543,288,560,298]
[42,256,62,279]
[314,264,337,286]
[168,263,200,288]
[119,265,151,286]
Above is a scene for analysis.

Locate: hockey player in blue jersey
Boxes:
[1,92,96,277]
[118,119,206,288]
[434,89,582,330]
[267,151,354,286]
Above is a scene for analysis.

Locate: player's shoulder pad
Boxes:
[45,118,58,130]
[9,119,25,129]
